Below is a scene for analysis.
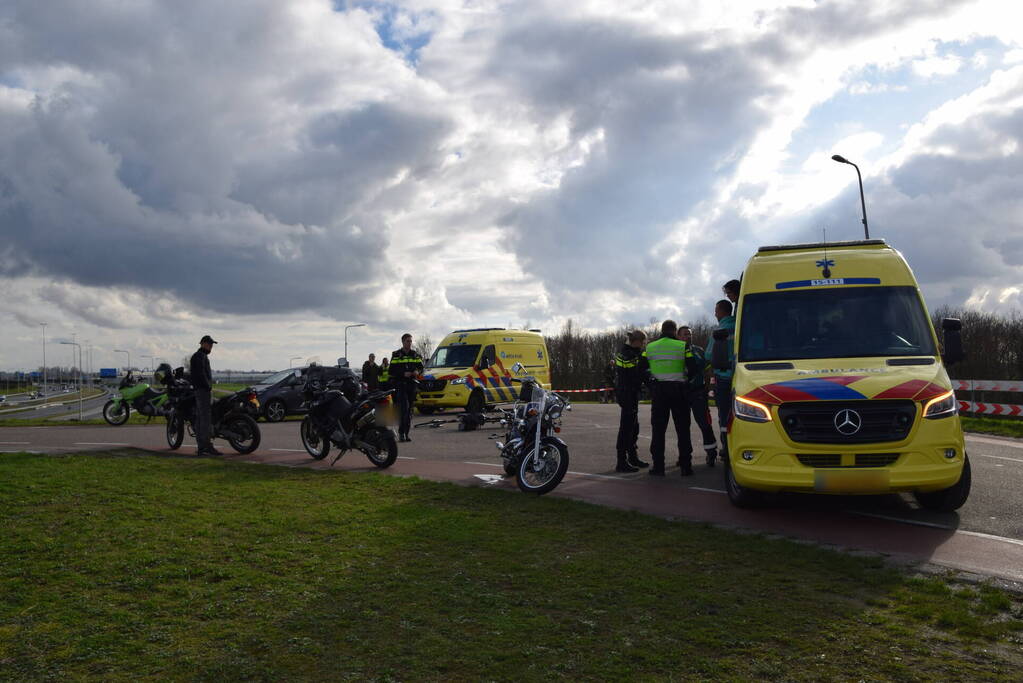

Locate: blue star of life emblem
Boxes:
[816,258,835,269]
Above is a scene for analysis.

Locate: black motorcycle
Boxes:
[163,368,262,455]
[494,364,571,494]
[299,368,398,468]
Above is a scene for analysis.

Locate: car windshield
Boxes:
[738,286,937,361]
[258,368,299,386]
[426,345,481,368]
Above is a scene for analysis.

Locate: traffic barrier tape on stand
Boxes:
[958,401,1023,417]
[554,387,613,393]
[954,379,1023,392]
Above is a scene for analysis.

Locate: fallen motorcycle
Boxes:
[299,366,398,468]
[163,369,262,454]
[102,367,171,425]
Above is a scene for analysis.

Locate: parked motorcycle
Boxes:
[299,367,398,468]
[102,368,171,425]
[494,363,571,494]
[163,369,262,454]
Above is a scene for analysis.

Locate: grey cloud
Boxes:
[0,1,453,321]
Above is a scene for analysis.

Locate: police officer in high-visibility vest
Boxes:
[643,319,701,476]
[390,334,424,442]
[613,329,649,472]
[379,357,390,390]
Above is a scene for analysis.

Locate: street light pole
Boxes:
[344,323,366,366]
[289,356,302,369]
[39,322,47,393]
[59,340,83,421]
[831,154,870,239]
[114,349,130,374]
[142,355,155,374]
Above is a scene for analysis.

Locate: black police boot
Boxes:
[626,450,649,469]
[680,464,694,477]
[616,453,639,473]
[648,464,665,477]
[705,447,718,468]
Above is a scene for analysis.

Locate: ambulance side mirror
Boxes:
[478,356,491,370]
[941,318,965,366]
[711,328,731,371]
[511,362,525,375]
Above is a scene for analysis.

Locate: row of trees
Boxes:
[545,308,1023,391]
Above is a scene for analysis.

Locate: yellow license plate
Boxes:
[814,470,890,493]
[250,399,260,409]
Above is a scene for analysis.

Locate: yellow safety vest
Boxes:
[643,337,692,382]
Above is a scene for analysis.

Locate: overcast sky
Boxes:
[2,0,1022,372]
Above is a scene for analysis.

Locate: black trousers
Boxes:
[649,382,691,468]
[195,389,213,450]
[615,390,640,456]
[714,376,732,458]
[686,386,717,449]
[395,383,416,436]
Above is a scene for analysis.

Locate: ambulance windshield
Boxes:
[738,286,937,361]
[426,345,481,368]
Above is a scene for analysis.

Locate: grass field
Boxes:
[0,452,1021,681]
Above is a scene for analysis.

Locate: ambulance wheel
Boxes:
[724,458,764,508]
[467,390,485,415]
[914,455,971,512]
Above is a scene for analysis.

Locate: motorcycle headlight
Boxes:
[733,395,772,423]
[548,410,561,420]
[923,390,957,419]
[450,377,467,385]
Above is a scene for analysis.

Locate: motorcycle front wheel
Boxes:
[224,414,261,454]
[166,413,184,450]
[103,400,130,426]
[362,427,398,469]
[300,416,329,460]
[516,439,569,495]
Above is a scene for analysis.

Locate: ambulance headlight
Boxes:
[450,377,468,386]
[734,395,772,423]
[923,391,957,419]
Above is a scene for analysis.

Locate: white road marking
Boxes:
[566,470,622,480]
[73,442,130,446]
[966,434,1023,450]
[397,456,416,460]
[689,487,727,494]
[845,512,1023,546]
[464,461,501,468]
[0,441,30,444]
[270,448,309,453]
[972,453,1023,464]
[846,510,954,530]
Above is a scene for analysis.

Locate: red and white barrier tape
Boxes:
[554,387,613,393]
[958,401,1023,417]
[954,379,1023,392]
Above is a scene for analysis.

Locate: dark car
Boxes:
[256,365,358,422]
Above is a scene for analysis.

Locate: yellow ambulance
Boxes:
[416,328,551,414]
[712,239,970,511]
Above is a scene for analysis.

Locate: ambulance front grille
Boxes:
[796,453,902,468]
[778,400,916,444]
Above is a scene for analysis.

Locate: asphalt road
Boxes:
[2,403,1021,541]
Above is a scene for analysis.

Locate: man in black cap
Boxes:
[190,335,221,456]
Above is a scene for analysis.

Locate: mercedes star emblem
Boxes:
[834,408,862,436]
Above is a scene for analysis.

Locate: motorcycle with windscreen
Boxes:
[494,362,571,494]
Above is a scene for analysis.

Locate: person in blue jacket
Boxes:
[704,300,735,462]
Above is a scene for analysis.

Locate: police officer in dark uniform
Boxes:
[614,330,649,472]
[189,334,221,456]
[390,333,423,442]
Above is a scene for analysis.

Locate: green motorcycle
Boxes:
[102,369,171,425]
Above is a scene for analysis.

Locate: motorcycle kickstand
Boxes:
[330,449,347,467]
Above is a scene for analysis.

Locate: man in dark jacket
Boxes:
[678,325,719,467]
[361,353,380,391]
[189,334,220,456]
[614,329,649,472]
[390,334,424,442]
